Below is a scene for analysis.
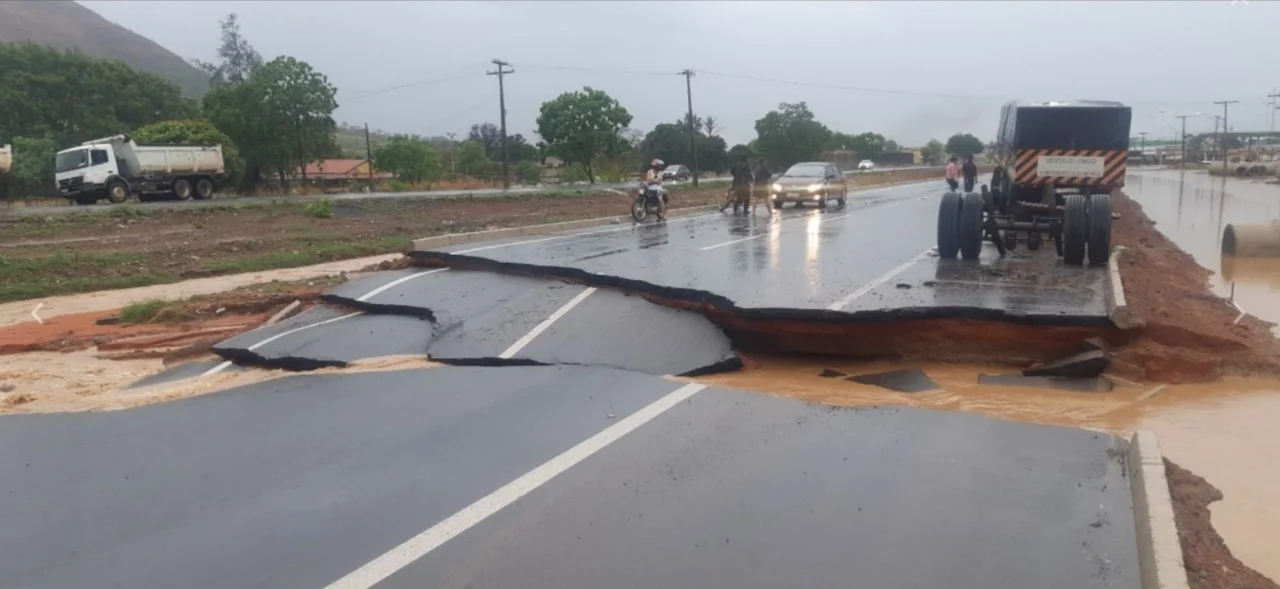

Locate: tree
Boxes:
[946,133,984,159]
[204,56,338,191]
[727,143,756,164]
[753,102,832,168]
[703,115,721,137]
[921,139,945,165]
[455,141,493,177]
[640,119,727,172]
[9,136,56,197]
[884,139,901,153]
[0,43,196,148]
[700,135,729,173]
[192,13,263,88]
[372,136,442,185]
[536,86,632,183]
[132,120,245,188]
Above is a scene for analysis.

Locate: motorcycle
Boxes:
[632,184,667,222]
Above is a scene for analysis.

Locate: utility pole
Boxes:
[1268,90,1279,132]
[1175,115,1191,168]
[1215,100,1238,172]
[487,59,514,189]
[1137,132,1147,165]
[445,132,457,173]
[1212,115,1222,163]
[364,123,374,187]
[678,69,699,187]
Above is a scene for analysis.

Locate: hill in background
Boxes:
[0,0,208,97]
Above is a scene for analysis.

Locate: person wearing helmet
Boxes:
[644,158,667,219]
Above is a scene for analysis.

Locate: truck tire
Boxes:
[937,191,962,259]
[1062,193,1087,265]
[173,178,193,200]
[1087,193,1112,266]
[106,181,129,204]
[959,191,984,260]
[194,178,214,200]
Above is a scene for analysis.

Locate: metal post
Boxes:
[1175,115,1190,167]
[364,123,374,186]
[488,59,515,189]
[679,69,699,187]
[1138,132,1147,164]
[1268,90,1279,132]
[1215,100,1238,172]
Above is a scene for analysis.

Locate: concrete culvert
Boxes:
[1222,220,1280,257]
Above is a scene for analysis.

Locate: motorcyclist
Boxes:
[643,158,667,219]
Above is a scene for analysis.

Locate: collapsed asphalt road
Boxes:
[0,178,1145,589]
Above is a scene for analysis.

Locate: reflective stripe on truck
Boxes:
[1013,149,1127,186]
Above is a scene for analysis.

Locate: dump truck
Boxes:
[937,100,1131,265]
[54,135,225,205]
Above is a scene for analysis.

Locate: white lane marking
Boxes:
[30,302,44,325]
[357,268,449,302]
[826,249,932,311]
[1135,384,1169,402]
[1231,301,1247,325]
[202,270,451,376]
[323,382,707,589]
[200,312,362,376]
[498,287,598,359]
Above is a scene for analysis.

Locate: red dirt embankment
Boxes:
[1110,191,1280,382]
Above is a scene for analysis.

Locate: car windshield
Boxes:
[785,163,826,178]
[55,149,89,173]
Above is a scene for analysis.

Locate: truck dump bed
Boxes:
[1001,101,1132,188]
[135,145,225,175]
[1010,103,1131,151]
[0,144,11,175]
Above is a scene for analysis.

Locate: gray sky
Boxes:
[83,0,1280,147]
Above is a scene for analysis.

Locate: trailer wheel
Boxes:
[959,192,984,260]
[194,178,214,200]
[936,191,962,259]
[1062,193,1087,265]
[174,178,193,200]
[1086,193,1112,265]
[106,181,129,204]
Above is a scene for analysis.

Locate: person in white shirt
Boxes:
[643,158,667,219]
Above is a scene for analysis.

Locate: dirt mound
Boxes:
[1110,191,1280,382]
[1166,460,1279,589]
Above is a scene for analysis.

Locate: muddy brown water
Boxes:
[1127,169,1280,334]
[695,355,1280,581]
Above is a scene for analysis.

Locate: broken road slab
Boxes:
[212,306,432,370]
[1023,349,1110,378]
[846,367,939,393]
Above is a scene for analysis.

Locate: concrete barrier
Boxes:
[1106,246,1140,329]
[1127,430,1190,589]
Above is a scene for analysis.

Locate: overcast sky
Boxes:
[83,0,1280,147]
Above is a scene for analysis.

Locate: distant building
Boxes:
[298,159,393,188]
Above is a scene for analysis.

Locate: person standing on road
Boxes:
[752,159,772,209]
[944,157,960,192]
[961,155,978,193]
[729,157,753,214]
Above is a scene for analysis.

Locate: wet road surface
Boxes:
[411,175,1109,324]
[2,177,1151,588]
[0,366,1139,589]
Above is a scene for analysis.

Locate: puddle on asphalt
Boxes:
[1126,170,1280,333]
[695,354,1280,581]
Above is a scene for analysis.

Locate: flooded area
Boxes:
[1126,169,1280,333]
[696,355,1280,581]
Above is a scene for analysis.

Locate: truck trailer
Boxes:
[937,100,1131,266]
[54,135,225,205]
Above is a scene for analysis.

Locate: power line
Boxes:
[345,65,487,101]
[519,63,673,77]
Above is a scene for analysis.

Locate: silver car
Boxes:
[768,162,848,209]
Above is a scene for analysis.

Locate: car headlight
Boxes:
[771,183,781,192]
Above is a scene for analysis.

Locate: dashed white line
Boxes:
[826,249,932,311]
[200,312,361,376]
[498,287,598,359]
[322,382,707,589]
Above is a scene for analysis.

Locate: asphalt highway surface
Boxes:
[0,177,1141,589]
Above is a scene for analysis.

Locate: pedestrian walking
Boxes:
[962,155,978,193]
[944,157,960,192]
